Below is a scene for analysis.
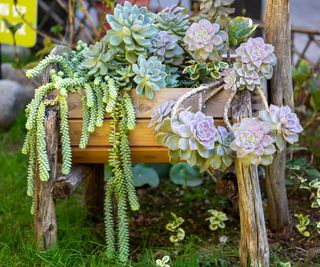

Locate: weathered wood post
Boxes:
[232,90,269,267]
[34,106,59,249]
[264,0,292,232]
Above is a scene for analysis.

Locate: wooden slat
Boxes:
[68,119,225,147]
[62,88,231,119]
[70,147,169,163]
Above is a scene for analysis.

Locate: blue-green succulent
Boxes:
[132,55,167,99]
[105,1,157,63]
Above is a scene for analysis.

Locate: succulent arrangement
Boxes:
[23,0,303,263]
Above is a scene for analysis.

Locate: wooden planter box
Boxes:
[66,88,232,163]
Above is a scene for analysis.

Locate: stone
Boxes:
[0,80,30,129]
[2,63,39,99]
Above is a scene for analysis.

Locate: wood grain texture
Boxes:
[67,119,224,147]
[52,88,232,119]
[34,107,59,250]
[70,147,170,163]
[232,90,269,267]
[53,165,93,199]
[265,0,291,232]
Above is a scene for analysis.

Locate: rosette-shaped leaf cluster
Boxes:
[184,19,227,63]
[224,37,277,91]
[149,31,184,66]
[79,41,115,76]
[259,105,303,151]
[230,117,276,166]
[132,55,167,99]
[211,126,234,171]
[156,5,190,39]
[149,100,175,132]
[157,111,221,171]
[105,1,157,63]
[200,0,235,21]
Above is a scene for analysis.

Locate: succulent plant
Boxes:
[211,126,234,171]
[156,110,222,171]
[236,37,277,79]
[105,1,157,63]
[222,68,238,91]
[206,209,228,231]
[183,60,229,87]
[200,0,235,21]
[132,55,167,99]
[156,5,190,39]
[223,37,276,91]
[149,31,184,66]
[183,19,227,63]
[80,41,115,76]
[149,100,175,132]
[233,62,261,91]
[230,117,276,166]
[259,105,303,151]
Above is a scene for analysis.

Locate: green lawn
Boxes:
[0,114,317,267]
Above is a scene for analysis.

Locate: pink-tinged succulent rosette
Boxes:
[223,37,277,91]
[236,37,276,79]
[230,117,276,166]
[183,19,227,63]
[259,105,303,150]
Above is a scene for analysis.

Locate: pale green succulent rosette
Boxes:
[200,0,235,21]
[156,5,190,39]
[79,41,116,76]
[105,1,157,63]
[132,55,167,100]
[230,117,276,166]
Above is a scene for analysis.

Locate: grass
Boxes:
[0,113,318,266]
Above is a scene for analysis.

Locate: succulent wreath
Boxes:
[150,37,303,171]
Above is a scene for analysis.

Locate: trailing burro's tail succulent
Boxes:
[22,39,140,262]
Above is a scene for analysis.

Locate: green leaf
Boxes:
[145,163,171,178]
[169,162,202,187]
[2,18,23,35]
[292,59,311,85]
[228,17,257,48]
[132,164,159,188]
[50,24,63,35]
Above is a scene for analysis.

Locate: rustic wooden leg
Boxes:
[34,107,59,250]
[236,161,269,267]
[265,150,290,231]
[232,90,270,267]
[84,164,105,222]
[265,0,292,232]
[53,165,93,199]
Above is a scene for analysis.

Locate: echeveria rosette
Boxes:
[230,117,276,166]
[200,0,235,21]
[156,5,190,39]
[223,37,276,92]
[236,37,276,79]
[149,31,184,66]
[132,55,167,99]
[259,105,303,151]
[169,111,219,170]
[184,19,227,64]
[80,41,115,76]
[149,100,175,132]
[105,2,157,63]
